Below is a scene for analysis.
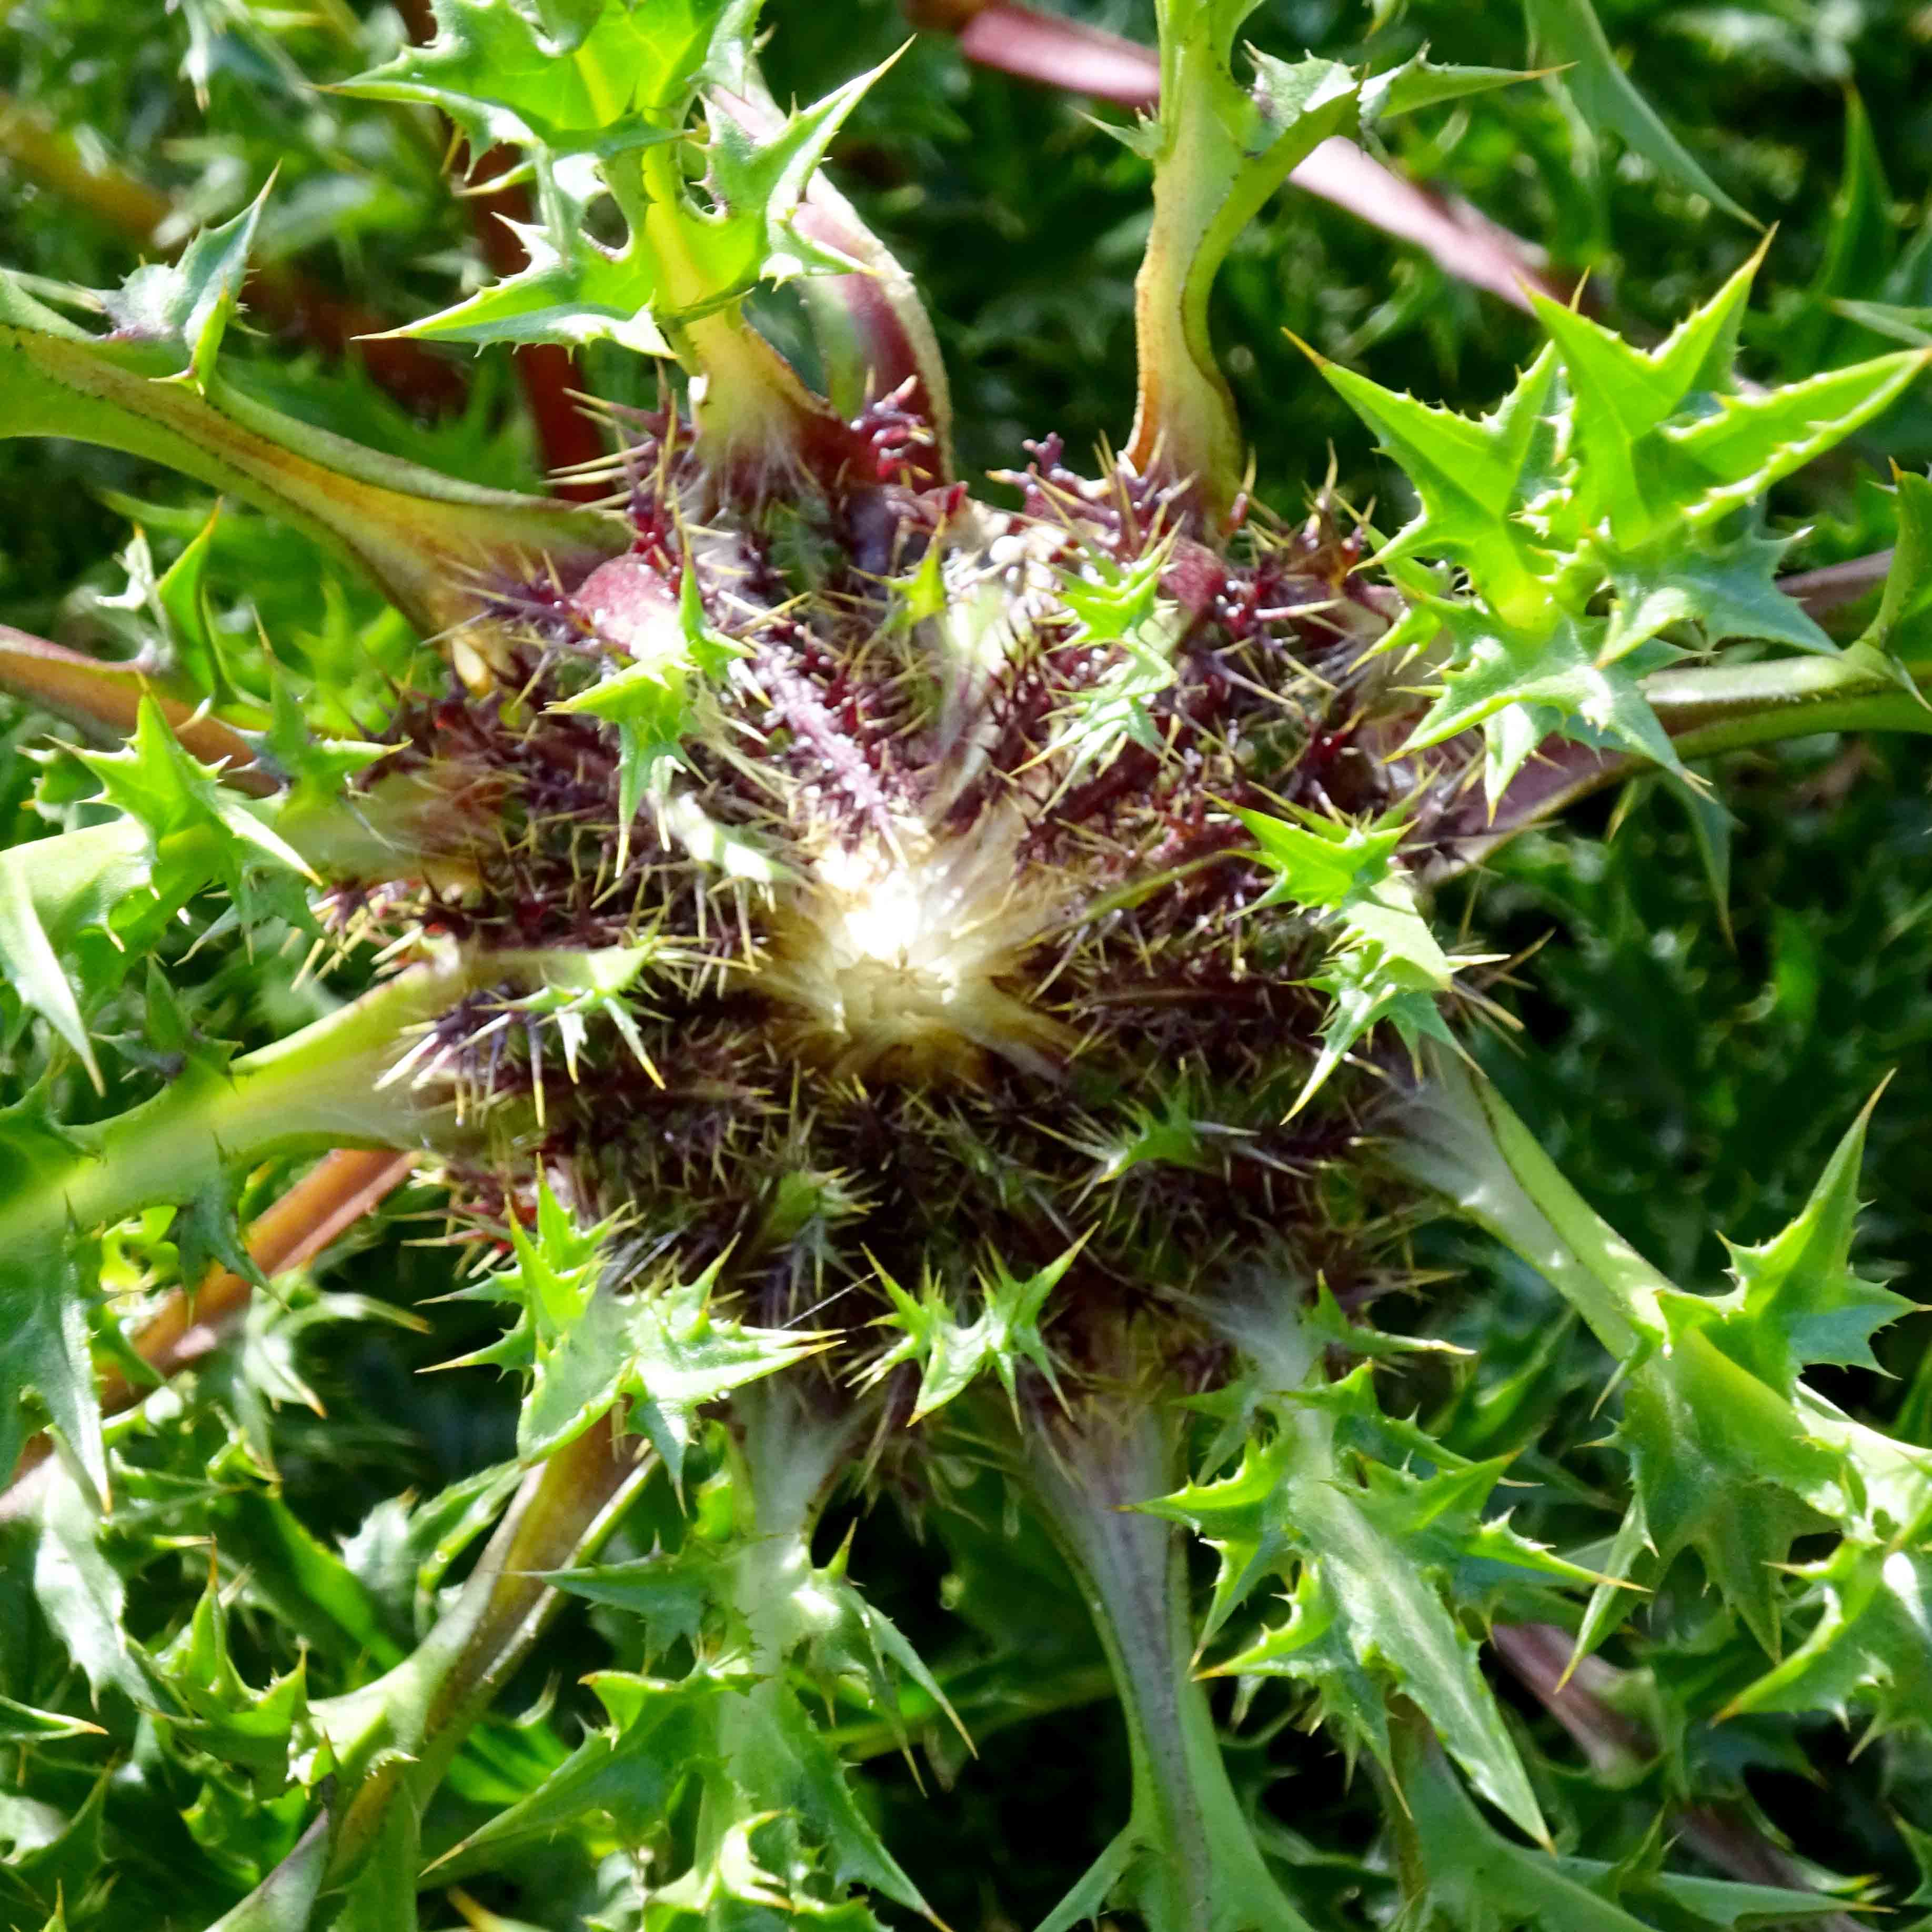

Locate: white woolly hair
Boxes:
[759,813,1070,1084]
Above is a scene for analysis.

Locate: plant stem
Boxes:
[4,1147,415,1494]
[1023,1399,1312,1932]
[0,316,627,641]
[912,3,1566,317]
[320,1417,651,1884]
[1386,1051,1671,1360]
[0,964,455,1244]
[1124,39,1246,523]
[711,85,953,483]
[701,1382,866,1840]
[1426,646,1932,879]
[628,147,844,496]
[0,624,274,793]
[1,942,652,1287]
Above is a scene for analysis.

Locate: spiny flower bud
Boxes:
[341,395,1434,1396]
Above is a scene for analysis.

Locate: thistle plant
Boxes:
[3,2,1932,1928]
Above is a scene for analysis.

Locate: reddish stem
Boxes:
[1778,548,1891,618]
[246,263,470,417]
[0,624,276,796]
[910,0,1163,106]
[1493,1623,1866,1929]
[4,1149,416,1495]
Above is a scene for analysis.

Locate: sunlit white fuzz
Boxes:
[760,819,1068,1082]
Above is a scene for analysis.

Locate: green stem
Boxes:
[1125,12,1358,522]
[633,144,847,492]
[1384,1051,1671,1360]
[3,940,670,1257]
[1431,646,1932,878]
[694,1383,867,1866]
[1126,42,1245,518]
[317,1418,651,1885]
[0,300,627,641]
[1646,646,1932,754]
[0,944,617,1253]
[1024,1401,1312,1932]
[2,961,456,1240]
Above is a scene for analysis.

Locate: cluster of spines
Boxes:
[324,409,1451,1404]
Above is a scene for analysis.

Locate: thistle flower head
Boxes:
[760,818,1069,1082]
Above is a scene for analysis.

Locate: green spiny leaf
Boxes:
[75,697,316,923]
[245,670,388,806]
[100,177,273,391]
[342,0,732,158]
[1661,346,1931,530]
[1390,1717,1845,1928]
[0,846,101,1091]
[550,562,741,855]
[1693,1090,1913,1397]
[1856,468,1932,664]
[1149,1367,1559,1842]
[31,1464,156,1703]
[200,1812,334,1932]
[153,500,230,704]
[540,1548,729,1663]
[1359,51,1533,123]
[150,1558,310,1783]
[1528,254,1761,547]
[0,1696,105,1745]
[170,1172,271,1300]
[857,1242,1079,1424]
[1721,1518,1932,1734]
[0,1773,111,1932]
[1604,529,1835,659]
[1234,802,1455,1107]
[376,3,890,356]
[1304,342,1560,620]
[1407,607,1683,799]
[500,1189,826,1478]
[0,1223,105,1510]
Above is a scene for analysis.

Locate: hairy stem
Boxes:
[1427,646,1932,878]
[1386,1050,1669,1359]
[915,2,1565,316]
[0,308,627,642]
[0,949,494,1259]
